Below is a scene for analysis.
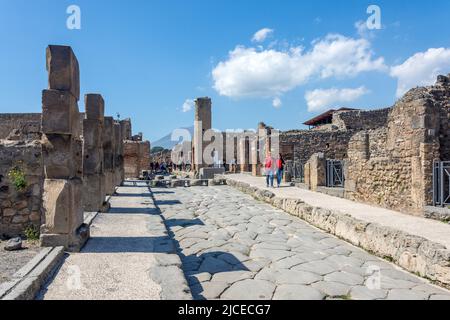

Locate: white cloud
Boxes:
[272,97,282,108]
[182,99,195,112]
[305,86,369,112]
[212,34,386,99]
[354,20,375,39]
[390,48,450,97]
[252,28,274,43]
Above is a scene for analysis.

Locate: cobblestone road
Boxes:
[153,186,450,300]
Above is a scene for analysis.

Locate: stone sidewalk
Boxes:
[38,181,191,300]
[223,174,450,286]
[153,186,450,300]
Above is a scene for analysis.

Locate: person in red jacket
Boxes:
[265,152,275,188]
[276,153,285,188]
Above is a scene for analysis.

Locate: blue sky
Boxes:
[0,0,450,143]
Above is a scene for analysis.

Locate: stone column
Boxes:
[103,117,115,195]
[40,45,88,251]
[113,122,123,186]
[193,97,212,172]
[82,94,105,212]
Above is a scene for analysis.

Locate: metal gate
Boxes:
[285,160,304,183]
[433,161,450,207]
[326,160,345,188]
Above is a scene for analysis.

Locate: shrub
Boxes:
[24,225,40,241]
[7,167,27,192]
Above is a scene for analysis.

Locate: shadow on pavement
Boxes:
[148,186,249,300]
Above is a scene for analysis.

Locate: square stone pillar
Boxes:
[103,117,115,195]
[82,94,105,212]
[305,153,326,191]
[113,122,123,186]
[40,45,89,252]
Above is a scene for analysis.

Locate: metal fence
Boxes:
[285,160,304,183]
[326,160,345,188]
[433,161,450,207]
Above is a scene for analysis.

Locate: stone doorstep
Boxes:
[0,246,65,300]
[224,177,450,290]
[424,206,450,223]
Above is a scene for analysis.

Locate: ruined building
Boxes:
[122,118,151,179]
[175,74,449,216]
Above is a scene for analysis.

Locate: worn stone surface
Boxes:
[39,181,191,300]
[224,175,450,288]
[153,185,450,300]
[0,240,41,285]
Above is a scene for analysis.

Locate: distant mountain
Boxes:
[151,126,194,150]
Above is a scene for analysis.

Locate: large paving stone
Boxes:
[292,260,337,275]
[273,284,325,300]
[211,271,255,284]
[221,280,275,300]
[312,281,351,297]
[191,281,229,300]
[198,256,234,274]
[324,271,365,286]
[249,249,294,261]
[349,285,388,300]
[386,289,430,300]
[255,267,322,285]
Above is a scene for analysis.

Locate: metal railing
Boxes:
[285,160,304,183]
[433,161,450,207]
[326,160,345,188]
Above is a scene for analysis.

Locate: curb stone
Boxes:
[0,246,65,300]
[223,176,450,289]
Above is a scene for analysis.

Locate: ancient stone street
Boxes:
[153,185,450,300]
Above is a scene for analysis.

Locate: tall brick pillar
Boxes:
[82,94,105,212]
[40,45,89,251]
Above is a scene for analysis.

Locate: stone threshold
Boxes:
[424,206,450,223]
[0,246,65,300]
[222,176,450,289]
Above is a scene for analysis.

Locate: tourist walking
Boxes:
[264,152,275,188]
[276,153,285,188]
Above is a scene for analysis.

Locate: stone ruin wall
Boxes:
[123,140,151,178]
[0,113,42,141]
[272,108,391,166]
[345,75,450,213]
[332,108,391,131]
[280,130,355,164]
[0,141,43,238]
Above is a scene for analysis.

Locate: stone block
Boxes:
[42,89,79,135]
[199,167,225,179]
[84,94,104,121]
[41,179,83,235]
[83,174,105,212]
[42,135,82,179]
[83,119,103,149]
[46,45,80,100]
[83,147,103,175]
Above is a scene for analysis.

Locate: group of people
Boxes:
[264,152,285,188]
[150,161,172,174]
